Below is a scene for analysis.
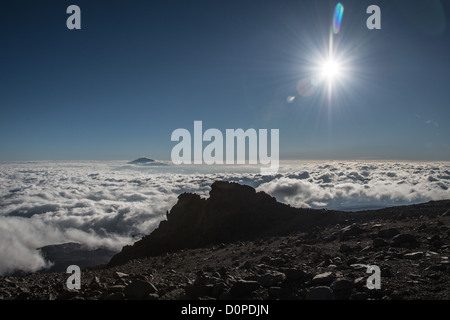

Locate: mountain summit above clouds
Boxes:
[127,157,156,164]
[127,157,167,166]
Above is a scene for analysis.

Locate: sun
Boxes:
[321,59,341,79]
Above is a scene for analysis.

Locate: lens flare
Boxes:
[296,78,316,97]
[333,3,344,34]
[286,96,296,103]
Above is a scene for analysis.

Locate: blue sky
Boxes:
[1,0,450,161]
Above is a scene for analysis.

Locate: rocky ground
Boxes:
[1,204,449,300]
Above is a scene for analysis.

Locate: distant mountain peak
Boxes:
[128,157,156,164]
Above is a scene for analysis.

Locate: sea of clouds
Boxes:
[1,160,449,275]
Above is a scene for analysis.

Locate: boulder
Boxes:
[257,271,286,288]
[340,224,365,241]
[377,228,400,239]
[283,268,305,281]
[403,252,424,260]
[185,284,213,299]
[114,272,129,279]
[331,279,353,300]
[107,285,125,293]
[124,280,157,299]
[230,280,260,298]
[373,238,389,248]
[392,234,418,248]
[306,286,334,300]
[312,272,335,286]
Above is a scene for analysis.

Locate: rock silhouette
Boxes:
[109,181,351,266]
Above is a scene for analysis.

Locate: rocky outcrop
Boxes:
[108,181,349,266]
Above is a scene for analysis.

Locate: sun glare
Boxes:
[322,59,340,79]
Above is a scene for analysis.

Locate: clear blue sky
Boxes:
[1,0,450,161]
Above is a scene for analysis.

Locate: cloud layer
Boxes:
[1,160,449,274]
[256,162,450,210]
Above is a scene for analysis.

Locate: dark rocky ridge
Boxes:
[108,181,353,266]
[108,181,448,267]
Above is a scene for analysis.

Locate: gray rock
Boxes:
[90,276,102,290]
[392,234,418,248]
[351,292,369,300]
[146,293,159,300]
[339,244,353,253]
[331,279,353,292]
[48,293,56,301]
[212,282,227,297]
[103,292,125,300]
[114,272,129,279]
[283,268,305,281]
[373,238,389,248]
[230,280,260,297]
[353,277,366,289]
[56,290,78,300]
[240,261,252,269]
[429,235,443,248]
[14,291,32,300]
[350,264,369,271]
[124,280,157,299]
[107,285,125,293]
[268,286,283,297]
[381,266,393,277]
[194,271,209,285]
[427,273,441,280]
[257,271,286,287]
[312,272,335,286]
[377,228,400,239]
[306,286,334,300]
[340,224,365,241]
[4,278,17,288]
[331,279,353,300]
[430,264,447,271]
[403,252,424,260]
[185,284,213,298]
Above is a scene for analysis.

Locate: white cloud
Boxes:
[257,161,450,210]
